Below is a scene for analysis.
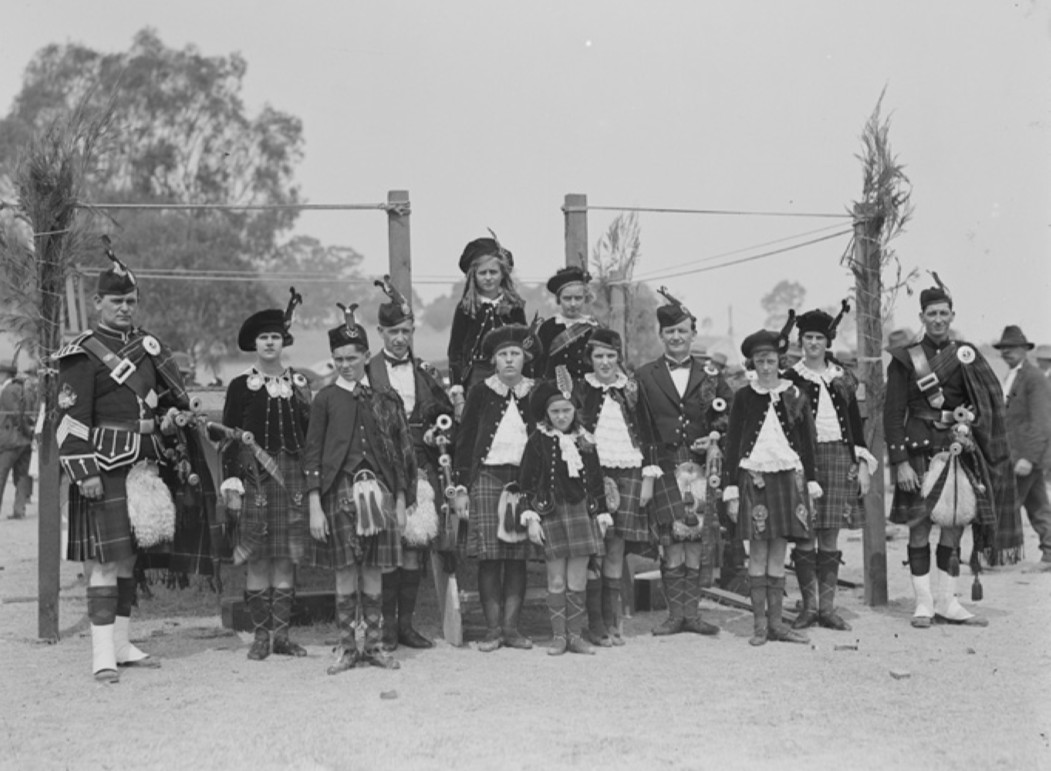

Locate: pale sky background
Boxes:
[2,0,1050,361]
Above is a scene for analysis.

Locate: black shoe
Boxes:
[398,627,435,649]
[792,609,819,630]
[500,631,533,650]
[381,628,400,652]
[817,611,852,631]
[362,649,401,669]
[652,617,684,636]
[326,649,360,675]
[272,637,308,657]
[247,635,270,661]
[682,617,720,636]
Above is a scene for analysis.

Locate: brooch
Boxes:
[957,346,975,364]
[58,383,77,409]
[712,397,727,412]
[142,335,161,356]
[292,372,308,388]
[246,373,264,391]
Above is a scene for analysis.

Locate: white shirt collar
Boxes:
[553,314,597,326]
[585,372,628,391]
[485,374,533,399]
[335,374,370,393]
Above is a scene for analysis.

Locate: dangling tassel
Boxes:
[969,549,983,601]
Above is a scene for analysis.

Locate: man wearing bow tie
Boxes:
[367,279,455,650]
[636,293,733,637]
[993,325,1051,572]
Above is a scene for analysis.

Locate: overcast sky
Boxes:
[3,0,1050,354]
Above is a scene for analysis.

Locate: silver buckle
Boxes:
[916,372,939,392]
[110,357,136,384]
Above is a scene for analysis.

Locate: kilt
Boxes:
[467,466,534,561]
[648,446,702,546]
[605,466,648,543]
[813,442,864,530]
[541,499,604,560]
[736,468,813,543]
[232,450,309,563]
[309,472,402,570]
[67,467,137,564]
[888,452,935,529]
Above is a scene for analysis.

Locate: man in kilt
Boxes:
[636,290,733,637]
[305,306,417,673]
[221,292,311,661]
[367,276,454,651]
[784,306,877,631]
[56,246,218,683]
[885,279,1017,629]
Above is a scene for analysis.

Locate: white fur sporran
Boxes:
[922,450,977,528]
[126,460,176,547]
[403,475,440,547]
[352,470,393,536]
[496,485,527,544]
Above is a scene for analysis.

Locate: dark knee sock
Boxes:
[87,585,119,626]
[116,577,137,618]
[477,560,503,632]
[935,544,954,572]
[908,545,931,577]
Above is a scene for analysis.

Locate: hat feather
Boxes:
[284,286,303,329]
[100,234,133,279]
[828,298,851,338]
[336,302,359,332]
[555,364,573,400]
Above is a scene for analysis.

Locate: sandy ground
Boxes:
[2,484,1050,771]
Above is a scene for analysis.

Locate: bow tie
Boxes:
[384,354,412,368]
[665,358,692,371]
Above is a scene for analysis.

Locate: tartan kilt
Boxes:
[604,466,648,543]
[813,442,864,530]
[467,466,535,561]
[308,472,402,570]
[648,446,698,546]
[888,453,931,528]
[736,468,813,543]
[540,500,604,560]
[232,450,309,564]
[67,467,137,564]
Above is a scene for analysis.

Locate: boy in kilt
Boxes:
[636,289,733,637]
[221,290,312,660]
[723,329,822,646]
[56,245,217,682]
[367,276,454,651]
[305,306,417,673]
[519,371,611,655]
[573,329,658,646]
[454,324,538,652]
[783,305,877,631]
[885,279,1016,628]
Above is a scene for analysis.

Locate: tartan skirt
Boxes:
[233,450,309,564]
[541,499,604,560]
[736,468,813,543]
[467,466,535,561]
[308,472,402,570]
[813,442,864,531]
[604,466,649,543]
[67,467,137,564]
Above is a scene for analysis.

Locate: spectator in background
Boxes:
[993,326,1051,572]
[0,360,34,520]
[1035,344,1051,381]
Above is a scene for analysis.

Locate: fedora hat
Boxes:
[1035,344,1051,361]
[992,325,1034,350]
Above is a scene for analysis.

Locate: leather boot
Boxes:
[816,550,851,630]
[652,564,685,635]
[766,576,808,644]
[682,567,719,636]
[380,569,401,651]
[87,585,120,683]
[114,578,157,667]
[327,593,360,675]
[601,577,625,646]
[583,578,611,646]
[565,590,594,655]
[748,575,768,647]
[477,560,503,652]
[362,593,400,669]
[397,569,434,649]
[546,591,568,656]
[271,588,307,656]
[244,588,271,660]
[790,549,819,630]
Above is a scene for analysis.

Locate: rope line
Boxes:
[0,200,409,214]
[563,204,849,219]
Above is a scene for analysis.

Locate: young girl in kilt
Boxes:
[573,329,657,646]
[454,324,537,652]
[520,371,612,655]
[723,329,822,646]
[222,291,311,660]
[447,234,528,401]
[305,306,417,673]
[533,265,600,380]
[784,306,876,631]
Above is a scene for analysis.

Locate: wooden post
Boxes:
[563,193,588,268]
[853,205,888,606]
[38,415,60,640]
[386,190,412,304]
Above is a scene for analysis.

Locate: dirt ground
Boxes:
[2,485,1050,771]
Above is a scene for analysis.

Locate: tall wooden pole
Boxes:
[38,414,61,639]
[563,193,588,269]
[853,204,888,606]
[386,190,412,304]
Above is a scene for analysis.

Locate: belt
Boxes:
[912,407,971,426]
[97,419,156,435]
